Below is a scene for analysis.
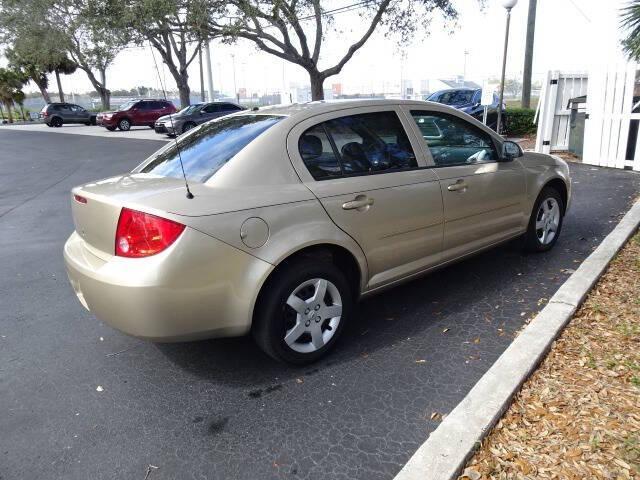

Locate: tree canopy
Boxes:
[207,0,459,99]
[621,1,640,61]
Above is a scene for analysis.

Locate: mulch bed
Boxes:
[462,233,640,480]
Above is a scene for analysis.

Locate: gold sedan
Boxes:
[64,100,571,364]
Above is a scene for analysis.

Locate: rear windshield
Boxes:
[136,115,283,183]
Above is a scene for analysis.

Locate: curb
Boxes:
[394,199,640,480]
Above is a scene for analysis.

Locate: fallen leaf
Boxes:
[96,386,103,392]
[460,467,481,480]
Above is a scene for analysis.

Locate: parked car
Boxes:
[154,101,246,136]
[39,103,96,127]
[427,88,506,132]
[64,100,570,364]
[97,99,176,131]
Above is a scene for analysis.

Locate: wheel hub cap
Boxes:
[535,197,560,245]
[283,278,342,354]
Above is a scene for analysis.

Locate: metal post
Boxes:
[204,38,214,102]
[496,8,512,136]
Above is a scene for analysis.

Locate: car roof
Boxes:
[249,99,443,118]
[430,88,479,95]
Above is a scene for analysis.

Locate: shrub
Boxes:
[505,108,537,136]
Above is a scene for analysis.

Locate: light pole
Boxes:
[231,53,238,103]
[496,0,518,136]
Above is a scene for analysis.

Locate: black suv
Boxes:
[39,103,97,127]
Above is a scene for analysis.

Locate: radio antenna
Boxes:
[148,41,194,199]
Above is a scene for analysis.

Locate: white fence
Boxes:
[583,63,640,171]
[535,71,588,153]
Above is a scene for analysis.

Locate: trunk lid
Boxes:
[71,173,314,255]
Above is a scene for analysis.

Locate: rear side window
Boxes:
[298,111,417,180]
[137,115,283,183]
[221,103,242,112]
[299,125,342,179]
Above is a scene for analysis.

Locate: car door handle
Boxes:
[447,180,468,192]
[342,195,374,210]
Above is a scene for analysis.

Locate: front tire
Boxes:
[117,118,131,131]
[524,186,564,252]
[253,260,353,365]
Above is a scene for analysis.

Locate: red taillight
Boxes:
[73,194,87,204]
[115,208,185,258]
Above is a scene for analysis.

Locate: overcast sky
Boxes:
[10,0,629,96]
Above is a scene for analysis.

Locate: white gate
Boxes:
[535,71,589,153]
[582,63,640,171]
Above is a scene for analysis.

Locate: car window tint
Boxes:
[137,115,283,183]
[439,90,475,105]
[298,125,341,180]
[202,104,218,113]
[221,104,241,111]
[323,111,417,175]
[410,111,498,166]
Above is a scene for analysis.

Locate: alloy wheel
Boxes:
[535,197,560,245]
[282,278,342,354]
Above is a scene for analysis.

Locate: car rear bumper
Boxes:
[63,228,273,341]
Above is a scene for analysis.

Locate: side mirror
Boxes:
[502,140,523,161]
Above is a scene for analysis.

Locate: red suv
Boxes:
[97,99,177,131]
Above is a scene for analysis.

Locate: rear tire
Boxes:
[523,186,564,252]
[252,259,353,365]
[51,117,63,127]
[117,118,131,131]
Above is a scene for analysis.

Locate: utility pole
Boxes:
[204,37,214,101]
[522,0,537,108]
[198,42,205,102]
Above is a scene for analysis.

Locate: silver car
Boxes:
[64,100,570,364]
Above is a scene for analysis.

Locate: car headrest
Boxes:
[300,135,322,159]
[341,142,366,159]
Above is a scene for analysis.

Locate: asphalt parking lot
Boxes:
[1,128,639,480]
[0,122,171,142]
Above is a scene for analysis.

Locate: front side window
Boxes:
[202,104,218,114]
[137,115,283,183]
[299,111,417,180]
[410,111,498,166]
